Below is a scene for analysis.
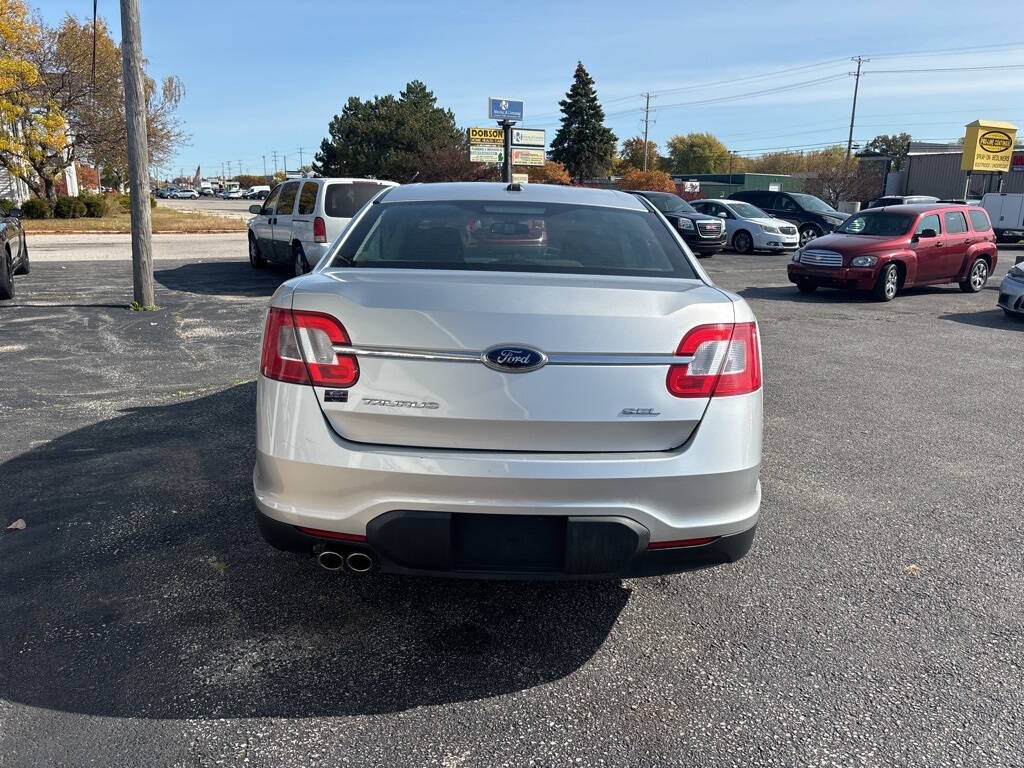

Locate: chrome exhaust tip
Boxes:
[317,550,345,571]
[345,551,374,573]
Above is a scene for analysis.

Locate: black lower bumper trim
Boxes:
[256,507,756,580]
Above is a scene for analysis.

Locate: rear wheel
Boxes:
[959,258,988,293]
[248,234,265,268]
[0,249,14,300]
[799,225,820,247]
[796,279,817,294]
[13,237,28,275]
[293,244,310,276]
[732,230,754,254]
[873,263,899,301]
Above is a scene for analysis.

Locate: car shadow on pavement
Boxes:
[154,260,285,297]
[940,309,1024,331]
[0,383,628,720]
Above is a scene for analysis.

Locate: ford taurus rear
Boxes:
[253,182,763,579]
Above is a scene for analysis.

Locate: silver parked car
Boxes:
[254,182,763,579]
[997,260,1024,317]
[0,205,28,300]
[692,198,800,254]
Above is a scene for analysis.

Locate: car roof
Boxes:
[870,203,972,214]
[383,182,647,211]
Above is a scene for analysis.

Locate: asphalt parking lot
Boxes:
[1,243,1022,767]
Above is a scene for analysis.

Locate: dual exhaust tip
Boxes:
[317,549,374,573]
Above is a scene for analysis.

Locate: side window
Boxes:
[774,195,797,212]
[746,192,768,207]
[915,214,940,235]
[260,185,282,215]
[968,209,991,232]
[944,211,968,234]
[276,182,300,216]
[297,181,318,215]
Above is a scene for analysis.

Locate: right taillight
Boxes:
[313,216,327,243]
[667,322,761,398]
[260,307,359,387]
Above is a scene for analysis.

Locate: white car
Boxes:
[692,199,799,254]
[253,182,763,579]
[247,177,398,275]
[171,188,199,199]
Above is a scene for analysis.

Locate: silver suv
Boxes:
[254,182,763,579]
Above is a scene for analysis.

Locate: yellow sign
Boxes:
[961,119,1018,172]
[468,127,504,145]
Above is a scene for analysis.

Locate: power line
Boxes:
[864,64,1024,74]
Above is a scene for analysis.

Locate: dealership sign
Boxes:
[961,119,1018,172]
[488,98,524,121]
[511,128,545,147]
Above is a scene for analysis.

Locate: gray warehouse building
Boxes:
[896,142,1024,199]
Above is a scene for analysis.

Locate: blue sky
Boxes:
[35,0,1024,179]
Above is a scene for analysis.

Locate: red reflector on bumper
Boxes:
[294,526,367,543]
[647,536,717,550]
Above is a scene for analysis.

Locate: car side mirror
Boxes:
[7,207,22,218]
[915,228,937,240]
[718,212,728,219]
[249,204,263,215]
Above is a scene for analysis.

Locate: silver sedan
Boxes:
[254,182,763,579]
[997,261,1024,317]
[693,199,800,254]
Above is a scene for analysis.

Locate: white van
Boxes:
[981,193,1024,243]
[247,178,398,274]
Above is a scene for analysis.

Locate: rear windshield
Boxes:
[836,212,914,236]
[324,182,391,218]
[330,200,699,279]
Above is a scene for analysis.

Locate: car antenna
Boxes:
[407,171,420,184]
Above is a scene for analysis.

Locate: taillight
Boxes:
[313,216,327,243]
[667,322,761,398]
[260,307,359,387]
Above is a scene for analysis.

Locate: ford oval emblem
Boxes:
[482,344,547,373]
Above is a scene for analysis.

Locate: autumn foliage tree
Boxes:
[524,161,571,185]
[0,4,186,202]
[666,132,730,174]
[615,168,677,193]
[617,136,662,172]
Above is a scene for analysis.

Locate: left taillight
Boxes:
[260,307,358,387]
[313,216,327,243]
[667,322,761,398]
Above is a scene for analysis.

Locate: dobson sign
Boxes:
[468,127,504,145]
[489,98,524,121]
[961,119,1018,173]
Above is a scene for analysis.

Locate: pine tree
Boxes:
[549,62,617,182]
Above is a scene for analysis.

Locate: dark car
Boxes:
[866,195,938,209]
[729,190,848,247]
[0,206,29,300]
[632,191,727,257]
[787,204,997,302]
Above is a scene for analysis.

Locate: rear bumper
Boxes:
[256,506,757,580]
[788,262,876,290]
[253,376,762,577]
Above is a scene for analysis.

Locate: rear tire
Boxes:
[293,244,310,276]
[248,234,266,268]
[733,230,754,254]
[796,279,817,294]
[0,249,14,300]
[873,263,899,302]
[959,258,988,293]
[13,237,28,275]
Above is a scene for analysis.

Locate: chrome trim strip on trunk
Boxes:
[336,344,693,366]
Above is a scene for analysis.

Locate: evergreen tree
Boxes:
[549,62,617,182]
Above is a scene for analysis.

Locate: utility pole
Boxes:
[847,56,868,160]
[642,92,652,171]
[238,160,243,178]
[227,160,232,180]
[119,0,154,308]
[283,154,288,176]
[263,154,267,177]
[298,146,304,170]
[272,150,278,176]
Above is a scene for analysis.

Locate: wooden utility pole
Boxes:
[846,56,868,160]
[119,0,154,308]
[642,93,651,171]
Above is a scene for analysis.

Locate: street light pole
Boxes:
[119,0,154,308]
